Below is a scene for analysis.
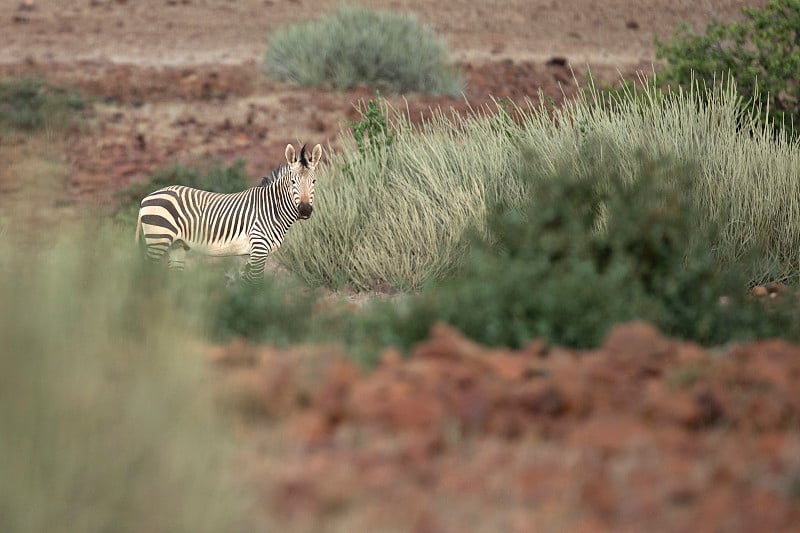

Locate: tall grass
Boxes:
[264,5,462,95]
[0,222,253,533]
[562,76,800,281]
[277,99,529,290]
[277,79,800,289]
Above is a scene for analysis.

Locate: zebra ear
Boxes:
[285,144,297,164]
[309,144,323,167]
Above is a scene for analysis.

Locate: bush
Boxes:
[276,97,529,290]
[279,80,800,291]
[124,158,250,200]
[0,77,86,133]
[656,0,800,133]
[346,147,800,354]
[205,272,320,345]
[264,5,462,95]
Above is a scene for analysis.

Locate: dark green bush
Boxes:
[264,6,462,95]
[350,94,396,158]
[656,0,800,133]
[345,144,800,355]
[205,273,319,345]
[0,77,86,133]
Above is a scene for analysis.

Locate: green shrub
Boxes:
[264,5,462,95]
[346,147,800,354]
[0,225,253,533]
[656,0,800,134]
[350,93,396,158]
[205,272,320,345]
[0,77,85,133]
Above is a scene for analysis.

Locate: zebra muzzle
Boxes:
[298,202,313,219]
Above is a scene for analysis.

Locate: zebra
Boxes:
[135,143,322,283]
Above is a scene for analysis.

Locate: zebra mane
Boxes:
[260,163,289,187]
[298,144,309,167]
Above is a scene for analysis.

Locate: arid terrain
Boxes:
[6,1,799,532]
[0,0,767,204]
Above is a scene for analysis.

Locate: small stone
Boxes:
[752,285,769,297]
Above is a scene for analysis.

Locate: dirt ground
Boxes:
[5,1,797,532]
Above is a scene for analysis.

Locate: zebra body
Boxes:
[135,143,322,282]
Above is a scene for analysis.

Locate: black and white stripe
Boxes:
[135,143,322,283]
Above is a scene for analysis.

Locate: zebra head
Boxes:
[285,143,323,220]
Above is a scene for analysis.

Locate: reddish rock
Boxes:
[313,357,360,424]
[205,320,800,533]
[752,285,769,297]
[291,412,332,445]
[601,321,675,370]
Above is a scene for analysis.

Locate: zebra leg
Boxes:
[144,239,171,264]
[167,241,189,271]
[243,253,268,284]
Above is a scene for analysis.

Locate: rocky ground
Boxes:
[5,1,796,531]
[214,322,800,532]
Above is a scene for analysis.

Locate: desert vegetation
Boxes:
[279,79,800,292]
[0,77,85,133]
[657,0,800,135]
[263,5,462,95]
[4,0,800,531]
[96,76,800,365]
[0,227,254,533]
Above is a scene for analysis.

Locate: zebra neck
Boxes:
[259,178,297,229]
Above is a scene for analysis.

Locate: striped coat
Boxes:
[135,143,322,282]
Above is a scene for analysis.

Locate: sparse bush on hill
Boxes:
[123,158,250,202]
[0,78,86,133]
[656,0,800,135]
[263,5,462,95]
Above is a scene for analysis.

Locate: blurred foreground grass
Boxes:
[0,222,254,533]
